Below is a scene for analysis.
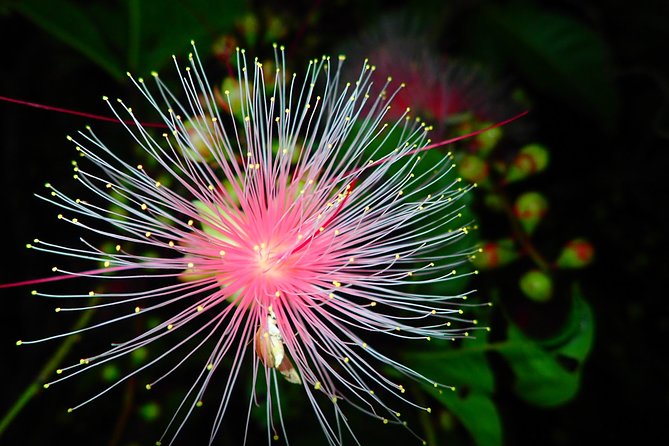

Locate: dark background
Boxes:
[1,0,667,445]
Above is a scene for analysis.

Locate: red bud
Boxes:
[556,238,594,268]
[471,239,518,269]
[458,154,490,185]
[504,143,549,183]
[514,191,548,234]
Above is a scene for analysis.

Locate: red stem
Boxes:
[0,95,167,128]
[291,179,357,254]
[0,265,136,290]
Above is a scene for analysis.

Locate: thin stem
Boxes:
[495,187,551,271]
[0,307,96,438]
[0,95,167,128]
[107,378,136,446]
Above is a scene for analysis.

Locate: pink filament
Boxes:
[0,111,527,291]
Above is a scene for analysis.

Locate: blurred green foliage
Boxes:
[13,0,247,79]
[406,332,501,446]
[501,289,594,408]
[404,288,593,446]
[462,2,618,131]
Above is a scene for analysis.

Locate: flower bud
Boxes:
[514,191,548,234]
[483,193,505,212]
[237,14,259,46]
[219,77,244,120]
[519,270,553,302]
[556,238,594,269]
[471,239,518,269]
[212,35,237,65]
[101,364,120,382]
[266,15,288,43]
[182,115,217,162]
[475,124,503,157]
[458,154,489,185]
[139,402,161,421]
[504,143,549,183]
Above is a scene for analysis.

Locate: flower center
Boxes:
[253,242,286,278]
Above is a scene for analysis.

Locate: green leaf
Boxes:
[500,286,594,407]
[432,390,502,446]
[14,0,247,79]
[406,334,494,393]
[125,0,246,74]
[465,3,619,129]
[404,333,502,446]
[14,0,125,79]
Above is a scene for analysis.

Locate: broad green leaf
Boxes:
[432,389,502,446]
[405,334,494,393]
[14,0,125,79]
[405,333,501,446]
[14,0,247,80]
[500,287,594,407]
[345,119,478,295]
[126,0,246,74]
[411,148,480,296]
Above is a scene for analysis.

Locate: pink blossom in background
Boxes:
[343,16,513,131]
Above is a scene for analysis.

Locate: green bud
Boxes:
[139,401,161,422]
[475,124,503,157]
[238,14,259,46]
[265,16,288,43]
[101,364,121,382]
[519,270,553,302]
[131,347,149,366]
[458,154,489,185]
[471,239,518,269]
[556,238,594,269]
[504,143,549,183]
[182,116,218,163]
[514,191,548,234]
[220,77,244,121]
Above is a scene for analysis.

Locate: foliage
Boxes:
[461,1,619,130]
[13,0,247,79]
[404,287,593,446]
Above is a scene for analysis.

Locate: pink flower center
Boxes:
[253,241,289,278]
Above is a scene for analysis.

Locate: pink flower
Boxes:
[343,15,513,132]
[17,44,480,444]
